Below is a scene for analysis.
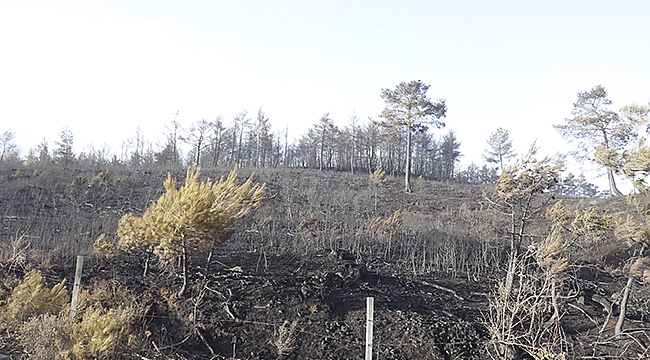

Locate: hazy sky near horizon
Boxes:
[1,0,649,186]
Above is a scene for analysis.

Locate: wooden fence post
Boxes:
[70,255,84,318]
[366,296,374,360]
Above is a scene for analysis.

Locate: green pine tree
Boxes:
[118,165,265,296]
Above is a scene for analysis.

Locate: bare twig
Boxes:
[567,303,597,325]
[416,279,464,301]
[272,320,298,358]
[223,288,236,320]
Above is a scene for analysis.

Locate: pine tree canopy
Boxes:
[118,165,265,264]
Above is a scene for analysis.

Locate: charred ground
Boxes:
[0,165,648,359]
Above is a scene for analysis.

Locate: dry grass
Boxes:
[272,319,298,358]
[18,313,73,360]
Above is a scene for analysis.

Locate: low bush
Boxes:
[18,313,72,360]
[71,304,141,358]
[5,269,68,323]
[3,270,145,359]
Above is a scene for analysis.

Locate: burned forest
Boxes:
[0,159,649,360]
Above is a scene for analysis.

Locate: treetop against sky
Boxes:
[1,0,648,186]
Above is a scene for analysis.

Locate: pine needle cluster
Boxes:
[92,233,114,258]
[5,269,68,322]
[546,200,614,242]
[118,165,266,265]
[491,157,560,205]
[3,270,144,359]
[369,168,387,188]
[629,257,650,283]
[615,195,650,248]
[70,304,139,358]
[623,139,650,194]
[536,230,569,278]
[369,210,402,233]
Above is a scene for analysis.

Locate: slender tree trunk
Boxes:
[230,130,236,166]
[499,153,504,173]
[607,167,623,196]
[504,240,517,295]
[206,249,213,274]
[195,138,202,165]
[178,247,188,297]
[615,275,634,337]
[237,130,243,166]
[351,141,355,175]
[143,251,150,278]
[616,245,646,337]
[504,212,519,295]
[547,275,560,325]
[256,133,260,168]
[284,125,289,167]
[213,130,221,167]
[405,129,412,192]
[319,135,324,171]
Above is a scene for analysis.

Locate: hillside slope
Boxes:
[0,165,647,359]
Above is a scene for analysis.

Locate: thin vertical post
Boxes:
[70,255,84,318]
[366,296,374,360]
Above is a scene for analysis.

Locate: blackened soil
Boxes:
[100,250,490,360]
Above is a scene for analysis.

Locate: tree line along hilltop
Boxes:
[0,82,649,359]
[5,82,647,197]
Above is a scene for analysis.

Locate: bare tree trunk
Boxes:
[213,129,221,167]
[143,251,150,278]
[351,141,355,175]
[205,249,213,274]
[195,138,202,165]
[319,134,324,172]
[615,275,634,337]
[548,276,560,325]
[405,129,412,192]
[504,215,518,295]
[284,125,289,167]
[607,168,623,196]
[504,243,517,295]
[237,128,243,166]
[178,248,188,297]
[615,244,645,337]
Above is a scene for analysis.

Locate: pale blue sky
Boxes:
[1,0,649,186]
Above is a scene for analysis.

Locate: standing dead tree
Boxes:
[482,144,561,295]
[482,145,565,359]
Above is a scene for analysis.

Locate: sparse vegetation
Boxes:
[4,269,68,323]
[1,84,650,358]
[17,313,72,360]
[272,319,298,358]
[117,165,265,296]
[0,269,144,359]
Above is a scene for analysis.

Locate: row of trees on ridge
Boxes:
[3,82,646,196]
